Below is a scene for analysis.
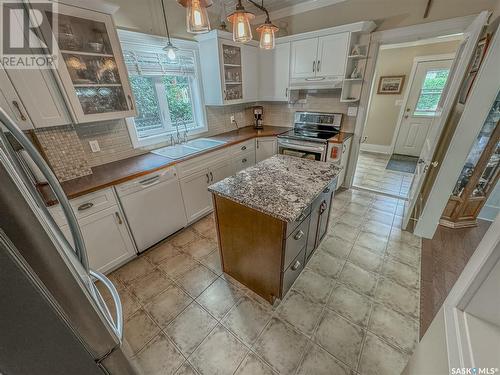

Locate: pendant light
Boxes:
[256,18,278,49]
[160,0,178,61]
[227,0,254,43]
[177,0,212,34]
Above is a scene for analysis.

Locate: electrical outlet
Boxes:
[230,115,235,123]
[89,140,100,152]
[347,106,358,117]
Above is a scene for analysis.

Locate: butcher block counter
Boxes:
[208,155,341,303]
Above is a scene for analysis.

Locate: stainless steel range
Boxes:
[278,111,343,161]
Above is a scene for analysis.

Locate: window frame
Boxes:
[118,30,208,148]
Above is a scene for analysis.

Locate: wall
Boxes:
[478,181,500,221]
[362,40,461,150]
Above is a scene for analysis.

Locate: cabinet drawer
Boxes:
[282,247,306,297]
[233,150,256,172]
[286,206,312,237]
[177,148,229,178]
[232,139,255,155]
[284,215,310,270]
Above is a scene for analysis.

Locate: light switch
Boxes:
[347,106,358,117]
[395,99,403,106]
[89,140,100,152]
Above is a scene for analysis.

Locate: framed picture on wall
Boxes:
[377,75,405,94]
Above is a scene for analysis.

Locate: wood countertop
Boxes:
[40,126,291,205]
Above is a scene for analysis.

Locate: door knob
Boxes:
[430,161,439,168]
[417,158,425,164]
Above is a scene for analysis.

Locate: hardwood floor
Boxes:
[420,219,491,338]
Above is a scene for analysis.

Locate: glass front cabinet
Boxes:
[39,4,137,123]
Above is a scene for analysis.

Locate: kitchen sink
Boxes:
[151,138,226,159]
[186,138,226,150]
[151,144,199,159]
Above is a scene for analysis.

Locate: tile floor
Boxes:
[353,151,414,199]
[102,188,422,375]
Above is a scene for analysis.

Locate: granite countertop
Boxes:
[208,154,341,222]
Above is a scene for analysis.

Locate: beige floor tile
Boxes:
[192,214,216,237]
[386,241,421,269]
[234,352,276,375]
[114,257,156,284]
[339,262,378,296]
[318,235,354,259]
[199,250,223,275]
[146,241,181,265]
[306,251,345,279]
[314,309,365,368]
[371,200,397,214]
[174,362,198,375]
[127,269,173,303]
[171,228,198,248]
[124,309,161,355]
[365,208,395,226]
[348,244,384,273]
[328,283,372,328]
[196,278,244,319]
[117,288,141,320]
[132,333,184,375]
[291,269,335,304]
[336,212,366,228]
[253,318,309,374]
[381,258,420,290]
[355,231,388,255]
[176,264,218,298]
[389,228,421,248]
[190,325,248,375]
[277,290,324,337]
[344,202,369,216]
[158,253,199,279]
[182,237,217,259]
[329,222,360,243]
[368,304,419,354]
[374,277,419,319]
[297,342,350,375]
[362,220,392,237]
[166,303,217,356]
[358,333,409,375]
[222,295,272,345]
[145,286,193,328]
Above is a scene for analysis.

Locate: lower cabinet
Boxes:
[233,150,256,172]
[256,137,277,163]
[60,205,136,274]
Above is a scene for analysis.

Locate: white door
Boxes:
[242,45,259,102]
[256,137,277,162]
[0,69,33,130]
[316,33,349,78]
[210,160,234,183]
[180,169,212,223]
[233,150,256,172]
[394,59,453,156]
[259,43,291,101]
[290,38,318,79]
[403,11,490,231]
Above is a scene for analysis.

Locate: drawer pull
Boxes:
[294,230,304,241]
[12,100,27,121]
[77,202,94,211]
[139,175,160,186]
[241,146,247,151]
[115,212,123,225]
[291,260,301,271]
[209,171,214,182]
[242,158,247,163]
[296,213,306,222]
[323,187,330,193]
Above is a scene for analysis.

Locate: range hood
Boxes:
[289,76,344,91]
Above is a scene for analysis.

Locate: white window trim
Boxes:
[118,29,208,149]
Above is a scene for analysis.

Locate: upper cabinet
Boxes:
[38,3,137,123]
[259,43,291,102]
[290,33,348,85]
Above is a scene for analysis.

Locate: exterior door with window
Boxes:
[395,59,453,156]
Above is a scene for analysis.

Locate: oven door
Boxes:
[278,138,326,161]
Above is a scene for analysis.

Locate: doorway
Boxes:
[353,37,461,199]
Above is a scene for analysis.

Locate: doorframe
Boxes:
[345,14,478,190]
[389,53,456,156]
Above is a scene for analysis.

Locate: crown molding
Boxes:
[253,0,348,24]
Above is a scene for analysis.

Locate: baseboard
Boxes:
[360,143,392,154]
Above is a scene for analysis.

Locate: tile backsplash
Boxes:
[34,90,355,182]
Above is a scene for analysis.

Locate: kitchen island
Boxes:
[209,155,341,304]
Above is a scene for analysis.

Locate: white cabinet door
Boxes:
[0,69,33,130]
[337,137,352,190]
[316,33,349,78]
[180,169,212,223]
[210,160,234,183]
[60,206,136,274]
[259,43,290,101]
[290,38,318,79]
[242,45,259,102]
[233,150,256,172]
[256,137,277,163]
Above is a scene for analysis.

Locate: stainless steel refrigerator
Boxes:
[0,108,137,375]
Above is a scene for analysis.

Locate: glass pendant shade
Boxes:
[163,42,178,61]
[227,8,254,43]
[257,22,278,49]
[186,0,211,33]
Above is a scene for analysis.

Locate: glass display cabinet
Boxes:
[221,43,243,102]
[440,92,500,228]
[40,4,136,123]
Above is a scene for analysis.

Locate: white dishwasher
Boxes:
[116,167,188,252]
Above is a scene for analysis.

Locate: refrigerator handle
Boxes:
[90,270,124,342]
[0,108,89,271]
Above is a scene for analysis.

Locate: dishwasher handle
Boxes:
[138,175,160,187]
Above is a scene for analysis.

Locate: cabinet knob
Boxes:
[115,212,123,225]
[206,173,210,183]
[291,260,301,271]
[312,61,316,73]
[77,202,94,211]
[241,145,247,150]
[317,60,321,72]
[296,213,306,222]
[242,158,247,163]
[293,230,304,241]
[209,171,214,182]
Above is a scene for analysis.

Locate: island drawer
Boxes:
[284,215,310,270]
[286,206,312,237]
[282,247,306,296]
